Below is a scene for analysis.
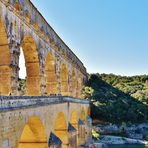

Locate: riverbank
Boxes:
[91,136,148,148]
[108,144,148,148]
[91,123,148,148]
[92,143,148,148]
[94,123,148,141]
[98,135,148,145]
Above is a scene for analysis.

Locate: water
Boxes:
[109,144,148,148]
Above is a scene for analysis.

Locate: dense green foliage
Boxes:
[18,79,26,96]
[100,74,148,104]
[83,74,148,123]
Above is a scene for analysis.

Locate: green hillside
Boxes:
[82,74,148,123]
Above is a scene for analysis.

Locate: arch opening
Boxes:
[18,48,26,96]
[45,52,57,96]
[0,16,11,95]
[18,116,47,148]
[72,70,76,97]
[19,35,41,96]
[54,112,68,147]
[61,64,69,96]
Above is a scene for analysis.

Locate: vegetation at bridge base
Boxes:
[82,74,148,124]
[18,79,26,96]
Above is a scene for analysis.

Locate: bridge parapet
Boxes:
[0,96,90,111]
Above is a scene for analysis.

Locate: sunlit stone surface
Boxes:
[0,0,92,147]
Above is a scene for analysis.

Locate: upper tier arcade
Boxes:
[0,0,87,97]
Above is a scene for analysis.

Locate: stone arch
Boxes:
[0,15,11,96]
[78,107,86,146]
[21,35,41,96]
[69,111,78,147]
[81,107,86,123]
[70,111,78,130]
[45,52,57,95]
[54,112,68,147]
[60,63,69,96]
[72,70,77,97]
[14,0,21,12]
[77,74,82,98]
[18,116,48,148]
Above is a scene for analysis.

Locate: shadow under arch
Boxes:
[54,112,68,147]
[21,35,41,96]
[60,63,69,96]
[18,116,47,148]
[0,15,12,96]
[45,52,57,95]
[72,70,77,97]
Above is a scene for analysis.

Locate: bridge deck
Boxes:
[0,96,90,112]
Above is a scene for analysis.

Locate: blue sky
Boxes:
[32,0,148,76]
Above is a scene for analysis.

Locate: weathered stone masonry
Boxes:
[0,0,87,97]
[0,0,92,147]
[0,96,92,148]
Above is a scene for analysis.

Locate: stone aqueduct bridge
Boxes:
[0,0,92,148]
[0,97,91,148]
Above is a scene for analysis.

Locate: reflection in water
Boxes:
[18,143,48,148]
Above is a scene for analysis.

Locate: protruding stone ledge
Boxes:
[0,96,90,112]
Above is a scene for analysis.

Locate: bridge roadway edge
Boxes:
[0,96,90,112]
